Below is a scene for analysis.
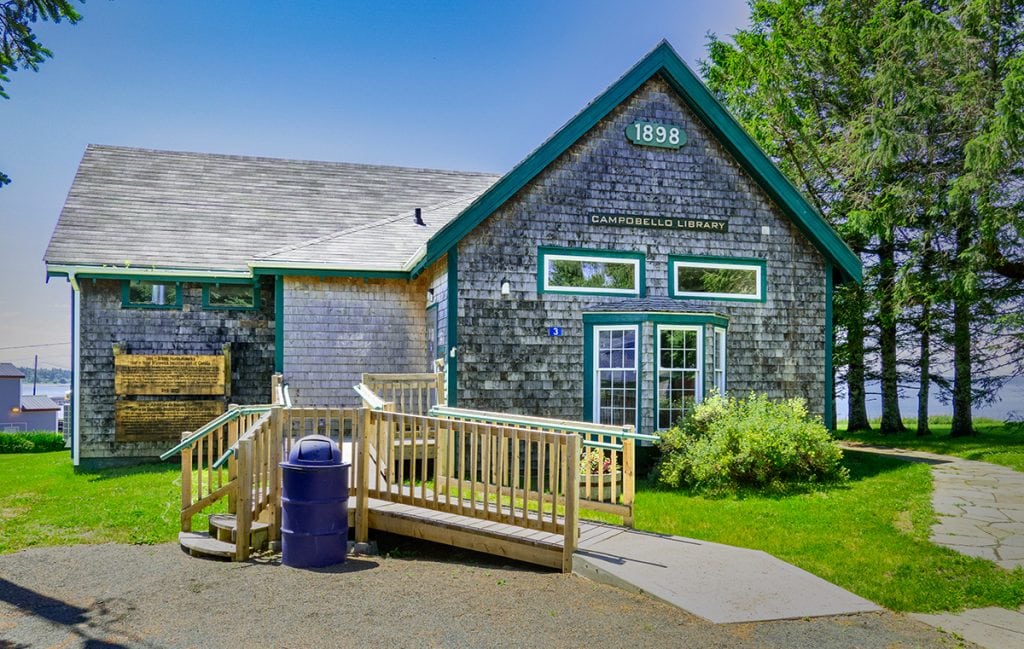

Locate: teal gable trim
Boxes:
[582,312,729,330]
[668,255,767,303]
[446,249,459,406]
[824,262,835,429]
[415,40,861,285]
[274,276,284,373]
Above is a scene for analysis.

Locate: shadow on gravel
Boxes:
[0,578,151,649]
[247,556,380,574]
[372,532,550,573]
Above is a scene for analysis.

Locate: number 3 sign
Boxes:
[626,121,687,149]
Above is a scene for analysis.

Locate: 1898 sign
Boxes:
[625,121,687,149]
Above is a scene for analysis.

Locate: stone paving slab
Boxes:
[840,442,1024,569]
[573,523,880,623]
[911,607,1024,649]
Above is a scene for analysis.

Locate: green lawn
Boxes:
[837,417,1024,471]
[0,452,181,554]
[634,450,1024,612]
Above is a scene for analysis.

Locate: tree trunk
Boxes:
[878,238,906,433]
[916,310,932,436]
[951,224,975,436]
[846,285,872,431]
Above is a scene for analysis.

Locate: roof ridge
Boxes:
[85,144,502,178]
[256,190,487,260]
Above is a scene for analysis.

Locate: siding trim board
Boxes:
[446,247,459,406]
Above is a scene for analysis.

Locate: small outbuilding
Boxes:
[44,42,860,467]
[0,363,60,432]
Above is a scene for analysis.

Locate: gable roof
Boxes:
[21,395,59,411]
[45,145,499,274]
[411,41,861,284]
[0,363,25,379]
[252,190,488,273]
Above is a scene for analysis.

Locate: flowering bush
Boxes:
[579,448,616,475]
[654,393,848,492]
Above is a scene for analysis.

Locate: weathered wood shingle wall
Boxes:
[455,76,826,432]
[77,278,275,462]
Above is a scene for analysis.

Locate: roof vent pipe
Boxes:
[414,208,426,226]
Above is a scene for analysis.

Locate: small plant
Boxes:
[579,448,616,475]
[654,392,848,492]
[0,432,65,454]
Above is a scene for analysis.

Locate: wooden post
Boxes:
[622,438,635,528]
[180,432,193,533]
[235,437,253,562]
[356,407,371,543]
[269,405,283,544]
[562,433,579,574]
[227,405,239,515]
[222,343,232,400]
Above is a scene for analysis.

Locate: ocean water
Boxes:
[836,375,1024,422]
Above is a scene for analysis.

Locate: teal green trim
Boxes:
[446,249,458,406]
[582,321,643,432]
[46,270,69,281]
[415,41,861,285]
[120,280,183,310]
[824,261,835,429]
[83,272,251,284]
[668,255,767,303]
[582,312,729,330]
[653,323,705,432]
[201,283,260,311]
[253,267,408,280]
[537,246,646,297]
[274,276,284,373]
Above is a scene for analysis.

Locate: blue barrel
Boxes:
[280,435,349,568]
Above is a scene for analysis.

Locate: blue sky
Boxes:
[0,0,750,370]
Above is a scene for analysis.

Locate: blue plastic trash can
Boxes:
[280,434,349,568]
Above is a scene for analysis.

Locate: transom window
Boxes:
[123,280,180,309]
[539,247,644,296]
[203,283,258,310]
[670,256,765,302]
[657,326,702,429]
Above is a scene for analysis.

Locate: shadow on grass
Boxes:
[75,460,179,482]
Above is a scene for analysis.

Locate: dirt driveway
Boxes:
[0,542,968,648]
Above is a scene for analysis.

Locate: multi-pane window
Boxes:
[203,284,257,310]
[657,326,702,429]
[712,327,726,395]
[671,257,765,301]
[123,280,179,308]
[594,326,638,428]
[539,248,643,296]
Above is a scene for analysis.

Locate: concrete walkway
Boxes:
[573,522,879,623]
[840,442,1024,568]
[841,442,1024,649]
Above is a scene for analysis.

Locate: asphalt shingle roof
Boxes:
[45,145,500,272]
[0,363,25,378]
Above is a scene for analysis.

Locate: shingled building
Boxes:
[45,42,860,466]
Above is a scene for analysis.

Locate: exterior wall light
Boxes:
[10,407,20,414]
[500,278,511,296]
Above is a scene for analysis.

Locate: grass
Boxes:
[837,417,1024,471]
[635,450,1024,613]
[0,451,182,554]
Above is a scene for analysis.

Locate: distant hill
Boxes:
[17,367,72,384]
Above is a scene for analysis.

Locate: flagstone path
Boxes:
[840,442,1024,569]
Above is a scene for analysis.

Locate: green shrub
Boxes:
[0,432,66,454]
[655,393,848,492]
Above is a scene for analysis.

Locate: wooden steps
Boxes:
[179,514,270,560]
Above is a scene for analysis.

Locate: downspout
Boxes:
[70,272,81,466]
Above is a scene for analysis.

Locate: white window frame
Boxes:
[542,252,642,296]
[591,324,640,429]
[671,260,763,301]
[713,327,727,395]
[656,325,703,430]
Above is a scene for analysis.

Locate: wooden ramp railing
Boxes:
[429,406,658,526]
[361,372,444,416]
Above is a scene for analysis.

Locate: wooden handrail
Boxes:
[428,406,658,441]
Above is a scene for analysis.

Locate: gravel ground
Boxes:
[0,541,970,649]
